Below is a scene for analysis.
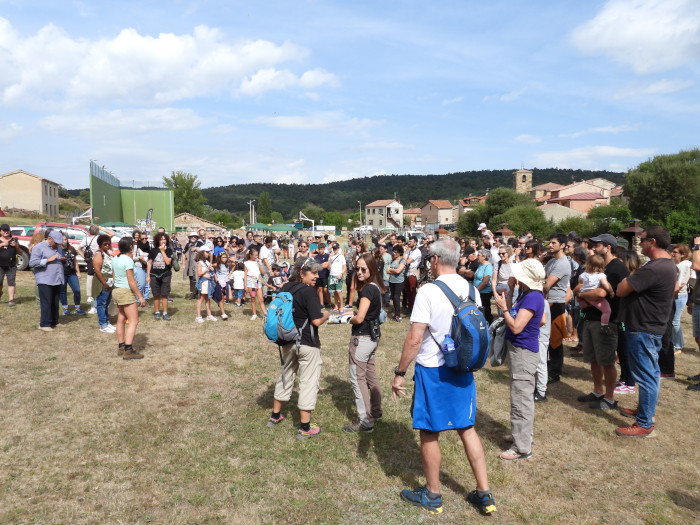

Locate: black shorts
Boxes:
[150,272,172,297]
[315,277,328,289]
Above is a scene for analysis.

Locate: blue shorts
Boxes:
[411,363,476,432]
[233,288,244,299]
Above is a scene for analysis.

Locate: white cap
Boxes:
[477,223,487,231]
[198,245,211,252]
[188,231,199,237]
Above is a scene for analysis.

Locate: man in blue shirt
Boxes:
[29,230,66,331]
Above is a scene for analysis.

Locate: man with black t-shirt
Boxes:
[615,226,676,437]
[575,234,628,410]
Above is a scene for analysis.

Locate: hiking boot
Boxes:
[577,392,603,403]
[400,486,443,515]
[615,422,655,438]
[118,346,125,357]
[467,489,497,516]
[296,424,321,440]
[687,373,700,382]
[534,392,547,402]
[162,313,171,321]
[123,348,144,360]
[619,407,638,418]
[589,398,617,410]
[343,420,374,434]
[154,312,161,321]
[268,414,285,427]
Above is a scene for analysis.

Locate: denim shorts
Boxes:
[233,288,244,299]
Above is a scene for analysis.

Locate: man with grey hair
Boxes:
[392,239,495,517]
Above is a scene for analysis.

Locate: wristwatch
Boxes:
[394,366,406,377]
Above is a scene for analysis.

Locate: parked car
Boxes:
[10,225,35,237]
[14,222,120,270]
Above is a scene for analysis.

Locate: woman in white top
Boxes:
[671,244,692,352]
[244,247,267,320]
[495,245,514,315]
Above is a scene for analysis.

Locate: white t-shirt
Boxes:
[579,271,605,292]
[244,260,261,278]
[329,252,345,276]
[410,273,482,368]
[232,269,245,289]
[677,260,692,294]
[407,247,422,270]
[259,245,275,270]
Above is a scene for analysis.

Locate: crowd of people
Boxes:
[2,219,699,517]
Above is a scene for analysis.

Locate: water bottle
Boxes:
[441,335,458,368]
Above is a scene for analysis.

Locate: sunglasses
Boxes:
[356,266,369,273]
[499,252,507,256]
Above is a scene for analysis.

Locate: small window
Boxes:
[522,174,527,183]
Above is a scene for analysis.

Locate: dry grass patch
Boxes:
[1,269,699,523]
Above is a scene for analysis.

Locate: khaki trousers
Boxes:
[348,335,382,425]
[274,343,323,411]
[507,340,539,454]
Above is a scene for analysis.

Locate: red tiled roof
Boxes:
[531,182,564,191]
[425,200,453,208]
[548,192,606,201]
[366,199,398,207]
[404,208,421,214]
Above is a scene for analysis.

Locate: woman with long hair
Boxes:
[147,231,174,321]
[387,244,406,322]
[671,244,692,353]
[59,233,85,315]
[111,237,147,359]
[91,234,115,333]
[344,253,386,433]
[524,239,543,260]
[268,256,330,440]
[475,249,494,325]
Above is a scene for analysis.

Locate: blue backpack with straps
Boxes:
[430,280,490,373]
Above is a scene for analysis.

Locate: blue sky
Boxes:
[0,0,698,189]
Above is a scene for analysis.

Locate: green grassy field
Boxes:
[1,269,698,524]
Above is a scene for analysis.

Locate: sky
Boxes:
[0,0,698,190]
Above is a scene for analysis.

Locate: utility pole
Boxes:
[247,200,256,224]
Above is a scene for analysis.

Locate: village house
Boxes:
[403,207,422,228]
[174,212,224,234]
[421,200,454,229]
[0,169,60,217]
[365,199,403,229]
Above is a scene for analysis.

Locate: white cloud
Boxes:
[571,0,700,74]
[615,79,694,98]
[441,96,463,106]
[514,134,541,144]
[532,145,655,169]
[500,88,526,102]
[561,123,641,138]
[0,122,22,139]
[357,141,414,150]
[238,67,338,96]
[253,111,383,133]
[38,108,212,136]
[0,18,335,108]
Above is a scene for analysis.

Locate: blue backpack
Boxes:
[263,282,309,387]
[429,280,490,373]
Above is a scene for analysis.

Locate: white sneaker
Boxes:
[87,307,97,314]
[87,297,94,303]
[220,313,228,320]
[206,315,218,322]
[100,325,116,333]
[195,316,204,323]
[250,314,258,321]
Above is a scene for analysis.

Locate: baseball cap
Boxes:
[589,233,618,247]
[0,223,10,231]
[49,230,64,243]
[332,242,340,250]
[477,223,487,231]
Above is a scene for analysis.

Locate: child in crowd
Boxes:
[244,247,267,321]
[265,264,284,301]
[195,246,217,323]
[314,242,331,308]
[232,262,245,308]
[213,252,230,320]
[573,253,615,333]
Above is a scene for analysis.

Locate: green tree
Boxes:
[624,149,700,228]
[58,185,71,199]
[79,189,91,204]
[163,171,207,217]
[300,205,325,224]
[550,216,595,239]
[324,211,346,231]
[491,205,549,238]
[665,209,700,244]
[587,200,632,236]
[457,204,488,237]
[483,188,533,218]
[258,192,272,223]
[270,211,284,224]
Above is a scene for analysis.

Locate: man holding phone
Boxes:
[0,224,20,306]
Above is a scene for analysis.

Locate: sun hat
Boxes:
[510,259,546,292]
[188,231,198,238]
[198,245,211,252]
[328,235,336,242]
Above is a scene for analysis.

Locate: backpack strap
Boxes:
[427,279,477,349]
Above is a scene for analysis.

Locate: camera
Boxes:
[369,318,381,342]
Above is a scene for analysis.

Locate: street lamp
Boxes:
[247,199,256,224]
[357,200,362,229]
